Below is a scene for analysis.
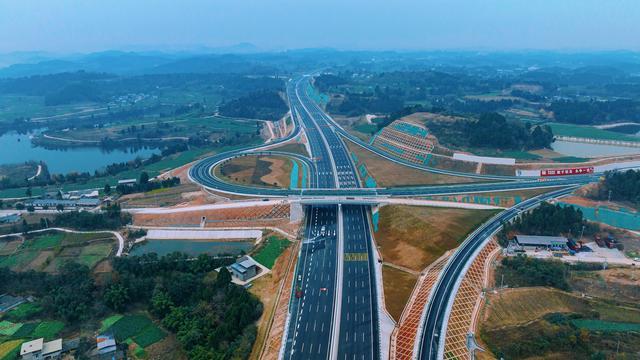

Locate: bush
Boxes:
[498,255,570,291]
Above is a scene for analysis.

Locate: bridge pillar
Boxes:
[290,202,304,223]
[371,204,380,232]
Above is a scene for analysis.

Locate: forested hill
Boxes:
[219,90,288,120]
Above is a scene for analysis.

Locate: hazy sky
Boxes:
[1,0,639,53]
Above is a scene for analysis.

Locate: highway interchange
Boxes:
[187,75,603,359]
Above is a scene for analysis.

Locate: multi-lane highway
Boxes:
[186,74,604,360]
[284,204,338,359]
[282,76,380,360]
[417,186,577,359]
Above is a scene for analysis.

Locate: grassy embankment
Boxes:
[215,155,295,189]
[248,237,296,360]
[346,141,483,187]
[376,205,499,321]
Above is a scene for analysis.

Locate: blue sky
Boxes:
[0,0,638,52]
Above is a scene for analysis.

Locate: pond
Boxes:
[130,239,254,257]
[551,140,640,158]
[0,131,159,174]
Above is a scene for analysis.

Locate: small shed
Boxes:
[229,256,258,281]
[514,235,568,250]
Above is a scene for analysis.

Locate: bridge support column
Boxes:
[371,204,380,232]
[290,202,304,223]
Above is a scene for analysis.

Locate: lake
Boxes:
[0,131,159,174]
[130,239,254,257]
[551,140,640,158]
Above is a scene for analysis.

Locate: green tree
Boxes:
[216,267,232,288]
[55,204,64,212]
[26,186,32,198]
[104,183,111,195]
[150,288,174,318]
[26,205,35,213]
[103,283,129,312]
[139,172,150,185]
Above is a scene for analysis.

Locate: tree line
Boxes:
[590,169,640,208]
[0,251,261,359]
[498,202,598,247]
[427,112,554,151]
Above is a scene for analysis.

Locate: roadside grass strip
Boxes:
[571,319,640,332]
[253,236,291,269]
[0,322,22,337]
[0,339,23,360]
[32,321,64,340]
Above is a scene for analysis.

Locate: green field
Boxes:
[106,314,165,349]
[252,235,290,269]
[31,321,64,340]
[0,230,114,272]
[100,314,124,332]
[571,319,640,332]
[77,243,113,268]
[5,303,43,321]
[0,322,21,337]
[548,122,640,142]
[24,233,63,250]
[132,325,167,347]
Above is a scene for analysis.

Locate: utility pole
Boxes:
[579,225,586,243]
[608,189,612,202]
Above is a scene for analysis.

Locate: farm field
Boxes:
[479,287,640,359]
[0,230,115,272]
[0,319,65,360]
[0,95,106,123]
[375,205,498,271]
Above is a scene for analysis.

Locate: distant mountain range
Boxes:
[1,48,640,79]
